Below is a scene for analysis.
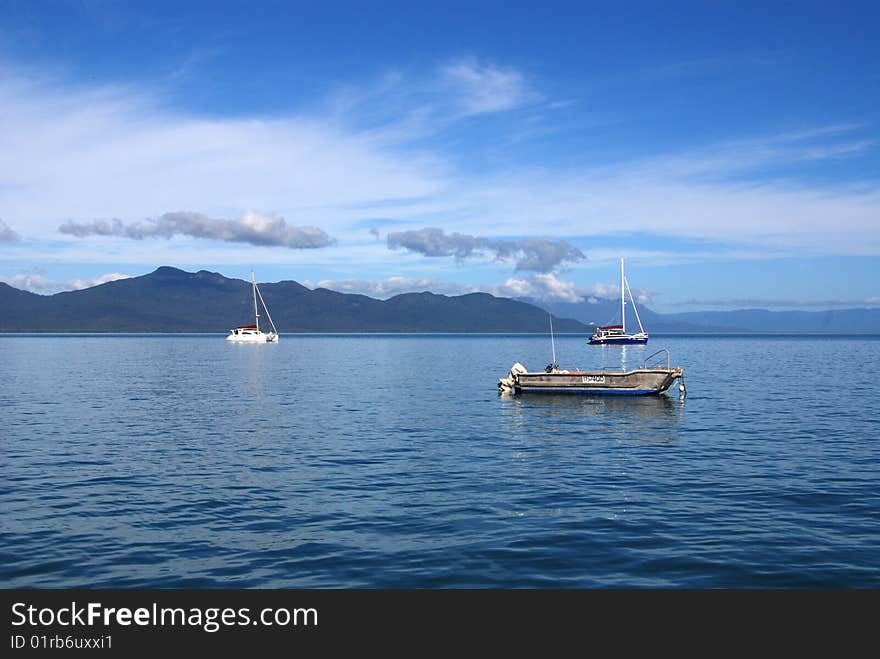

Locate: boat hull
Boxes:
[501,367,682,396]
[588,335,648,345]
[226,332,278,343]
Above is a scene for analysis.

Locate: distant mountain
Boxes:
[0,267,589,333]
[3,267,878,333]
[527,298,880,333]
[662,308,880,333]
[525,298,734,332]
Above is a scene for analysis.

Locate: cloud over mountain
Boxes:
[307,272,652,305]
[1,271,130,295]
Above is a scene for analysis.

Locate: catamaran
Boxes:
[588,257,648,345]
[226,272,279,343]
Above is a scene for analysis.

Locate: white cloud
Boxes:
[493,273,584,303]
[1,271,131,294]
[492,274,653,304]
[68,272,132,290]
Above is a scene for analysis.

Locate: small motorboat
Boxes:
[498,348,685,396]
[499,314,685,396]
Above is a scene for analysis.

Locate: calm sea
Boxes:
[2,334,879,588]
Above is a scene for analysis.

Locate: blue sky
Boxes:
[0,0,878,311]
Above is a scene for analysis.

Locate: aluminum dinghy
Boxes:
[499,348,685,396]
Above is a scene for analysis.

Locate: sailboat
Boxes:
[588,257,648,345]
[226,272,279,343]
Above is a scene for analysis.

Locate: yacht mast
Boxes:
[620,257,626,333]
[251,271,260,332]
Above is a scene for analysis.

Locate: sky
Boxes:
[0,0,878,312]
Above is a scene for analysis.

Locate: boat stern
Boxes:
[498,362,527,393]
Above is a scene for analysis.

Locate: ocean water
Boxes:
[1,333,879,588]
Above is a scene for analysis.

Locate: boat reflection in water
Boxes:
[500,389,686,446]
[502,387,684,419]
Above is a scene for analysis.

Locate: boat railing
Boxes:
[642,348,671,369]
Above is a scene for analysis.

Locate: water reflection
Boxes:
[502,391,684,421]
[499,392,686,448]
[589,343,652,371]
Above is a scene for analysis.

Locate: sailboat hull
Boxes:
[588,335,648,345]
[226,332,278,343]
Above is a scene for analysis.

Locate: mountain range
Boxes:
[1,266,878,333]
[0,267,587,333]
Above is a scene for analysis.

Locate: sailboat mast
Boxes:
[549,313,557,366]
[252,271,260,332]
[620,257,626,333]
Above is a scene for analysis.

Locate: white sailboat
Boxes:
[588,257,648,345]
[226,272,279,343]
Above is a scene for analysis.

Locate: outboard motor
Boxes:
[499,363,528,393]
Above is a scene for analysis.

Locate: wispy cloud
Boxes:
[386,227,585,272]
[1,60,878,271]
[0,68,446,246]
[439,58,532,116]
[0,219,20,242]
[436,159,880,256]
[626,123,874,181]
[59,212,334,248]
[323,56,536,140]
[1,271,131,295]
